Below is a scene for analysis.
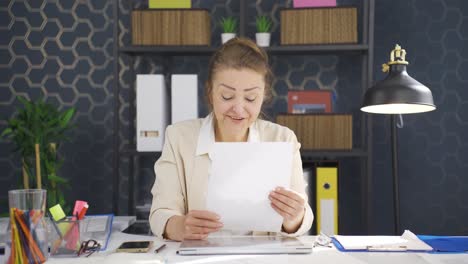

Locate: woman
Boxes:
[149,37,313,241]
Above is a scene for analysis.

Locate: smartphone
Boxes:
[116,241,153,253]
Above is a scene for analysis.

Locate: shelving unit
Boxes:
[113,0,375,234]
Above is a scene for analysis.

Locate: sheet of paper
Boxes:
[206,142,293,232]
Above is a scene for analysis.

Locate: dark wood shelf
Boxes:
[120,149,162,157]
[266,44,369,54]
[119,44,368,56]
[301,149,368,160]
[120,148,367,159]
[119,45,216,55]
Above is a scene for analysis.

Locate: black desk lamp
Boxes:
[361,44,436,235]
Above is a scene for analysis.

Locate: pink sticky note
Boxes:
[293,0,337,8]
[73,200,88,217]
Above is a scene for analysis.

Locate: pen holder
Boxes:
[49,217,82,256]
[7,189,48,264]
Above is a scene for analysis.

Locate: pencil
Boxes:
[14,209,46,263]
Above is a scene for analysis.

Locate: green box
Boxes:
[149,0,191,8]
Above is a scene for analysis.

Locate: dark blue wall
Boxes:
[372,0,468,235]
[1,0,467,235]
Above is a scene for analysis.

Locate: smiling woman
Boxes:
[149,37,314,241]
[211,69,265,142]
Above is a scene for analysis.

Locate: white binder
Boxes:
[171,74,198,124]
[136,74,168,152]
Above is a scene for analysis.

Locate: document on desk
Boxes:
[334,230,433,251]
[206,142,293,232]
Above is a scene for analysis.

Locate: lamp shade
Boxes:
[361,45,436,114]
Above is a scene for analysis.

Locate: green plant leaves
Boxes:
[256,15,272,33]
[60,108,75,128]
[2,95,76,210]
[220,16,238,33]
[0,127,12,137]
[48,173,69,184]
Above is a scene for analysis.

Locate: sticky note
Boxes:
[49,204,66,221]
[73,200,88,217]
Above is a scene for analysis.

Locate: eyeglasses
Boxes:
[313,232,332,248]
[77,239,101,257]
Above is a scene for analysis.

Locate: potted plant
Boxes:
[1,96,75,211]
[220,16,237,44]
[255,15,272,47]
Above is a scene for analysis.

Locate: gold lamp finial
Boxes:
[382,44,409,73]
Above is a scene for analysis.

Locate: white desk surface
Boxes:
[45,233,467,264]
[1,217,466,264]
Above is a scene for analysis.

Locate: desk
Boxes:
[2,218,466,263]
[46,234,466,264]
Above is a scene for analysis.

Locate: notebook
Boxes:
[177,236,312,255]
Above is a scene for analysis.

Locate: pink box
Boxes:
[293,0,337,8]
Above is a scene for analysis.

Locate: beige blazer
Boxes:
[149,115,314,238]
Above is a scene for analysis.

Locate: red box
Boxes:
[288,90,333,113]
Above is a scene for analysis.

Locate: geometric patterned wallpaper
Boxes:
[0,1,115,214]
[1,0,467,235]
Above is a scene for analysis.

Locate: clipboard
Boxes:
[332,230,433,252]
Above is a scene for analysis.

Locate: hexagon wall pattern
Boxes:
[0,0,115,215]
[1,0,467,235]
[372,0,468,235]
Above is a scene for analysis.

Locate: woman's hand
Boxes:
[166,210,223,241]
[269,187,306,233]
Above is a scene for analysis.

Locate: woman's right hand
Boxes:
[166,210,223,241]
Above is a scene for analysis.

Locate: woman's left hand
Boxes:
[269,187,306,233]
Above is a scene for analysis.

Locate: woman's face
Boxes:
[211,68,265,141]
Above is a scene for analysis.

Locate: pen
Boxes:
[154,244,166,253]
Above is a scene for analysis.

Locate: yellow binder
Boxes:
[316,166,338,235]
[149,0,191,8]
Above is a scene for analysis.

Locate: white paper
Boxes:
[206,142,293,232]
[320,199,335,235]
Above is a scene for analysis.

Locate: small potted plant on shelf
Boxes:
[220,16,237,44]
[255,15,272,47]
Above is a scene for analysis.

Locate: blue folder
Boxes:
[417,235,468,253]
[332,236,468,254]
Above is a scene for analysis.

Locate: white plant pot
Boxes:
[221,33,236,44]
[256,33,271,47]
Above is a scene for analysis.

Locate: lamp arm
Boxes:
[396,114,404,128]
